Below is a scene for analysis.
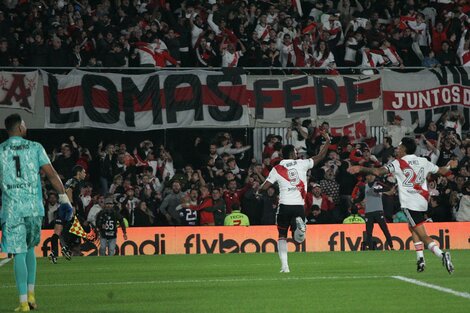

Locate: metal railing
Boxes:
[0,66,432,75]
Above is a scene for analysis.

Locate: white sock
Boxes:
[427,241,443,258]
[28,284,34,293]
[278,239,288,269]
[413,241,424,260]
[19,294,27,303]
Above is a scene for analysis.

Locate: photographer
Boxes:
[286,117,308,158]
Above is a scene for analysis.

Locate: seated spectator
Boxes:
[306,205,334,224]
[224,203,250,226]
[134,201,155,226]
[342,206,365,224]
[306,183,335,212]
[436,41,457,66]
[422,50,440,68]
[428,196,452,223]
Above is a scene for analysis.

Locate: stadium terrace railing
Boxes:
[0,66,431,75]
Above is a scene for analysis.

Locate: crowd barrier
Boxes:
[1,222,469,258]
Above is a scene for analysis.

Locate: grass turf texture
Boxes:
[0,250,469,313]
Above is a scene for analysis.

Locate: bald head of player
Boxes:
[5,113,27,137]
[397,137,417,158]
[281,144,297,160]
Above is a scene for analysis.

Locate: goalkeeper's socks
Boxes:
[26,248,36,287]
[14,253,28,300]
[51,234,59,255]
[277,238,289,270]
[428,241,443,258]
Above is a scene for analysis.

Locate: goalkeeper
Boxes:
[0,114,73,312]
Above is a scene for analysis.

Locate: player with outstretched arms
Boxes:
[0,114,73,311]
[259,132,330,273]
[348,137,455,274]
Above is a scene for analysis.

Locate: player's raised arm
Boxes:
[311,132,331,166]
[347,165,389,177]
[437,160,458,175]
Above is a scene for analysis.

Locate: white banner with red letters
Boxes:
[0,71,39,113]
[382,67,470,131]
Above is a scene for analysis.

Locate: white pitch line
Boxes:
[0,258,12,267]
[392,276,470,300]
[0,275,388,289]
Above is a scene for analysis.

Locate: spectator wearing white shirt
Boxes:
[407,13,429,58]
[87,195,105,226]
[313,40,336,69]
[221,40,246,67]
[385,115,419,147]
[360,46,384,75]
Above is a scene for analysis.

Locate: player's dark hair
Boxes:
[400,137,417,154]
[281,144,296,159]
[384,136,392,146]
[72,165,85,176]
[4,114,22,132]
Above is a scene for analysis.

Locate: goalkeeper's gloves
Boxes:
[59,193,72,207]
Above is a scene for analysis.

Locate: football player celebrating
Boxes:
[259,132,330,273]
[0,114,73,311]
[348,137,455,273]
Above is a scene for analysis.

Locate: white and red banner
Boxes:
[7,68,470,131]
[382,67,470,128]
[42,69,249,130]
[0,71,39,113]
[328,115,369,141]
[247,74,381,126]
[41,70,382,130]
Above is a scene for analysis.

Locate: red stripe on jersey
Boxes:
[397,158,430,201]
[274,164,306,201]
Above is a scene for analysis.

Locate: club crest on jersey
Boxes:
[287,169,300,185]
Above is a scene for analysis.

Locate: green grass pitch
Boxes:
[1,250,469,313]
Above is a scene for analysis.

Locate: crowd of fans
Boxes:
[38,111,470,231]
[2,0,470,69]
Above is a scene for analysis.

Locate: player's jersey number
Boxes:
[104,220,115,231]
[13,156,21,177]
[233,219,241,226]
[402,168,425,187]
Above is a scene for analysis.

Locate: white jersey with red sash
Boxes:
[385,154,439,211]
[266,159,314,206]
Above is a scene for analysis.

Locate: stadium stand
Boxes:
[1,0,470,229]
[0,0,469,69]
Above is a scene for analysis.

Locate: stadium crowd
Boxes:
[37,111,470,231]
[1,0,470,69]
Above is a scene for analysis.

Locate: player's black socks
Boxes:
[51,234,59,255]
